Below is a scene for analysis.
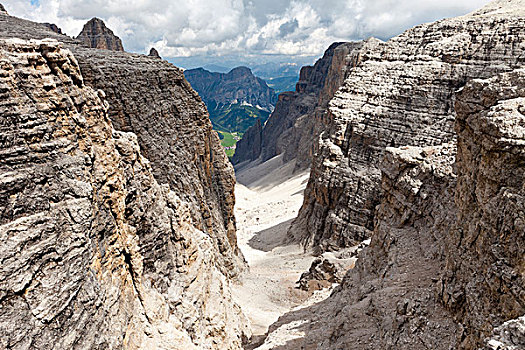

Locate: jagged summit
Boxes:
[148,47,160,58]
[42,22,63,35]
[0,3,7,15]
[76,17,124,51]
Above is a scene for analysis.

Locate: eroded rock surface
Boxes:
[0,12,249,350]
[259,67,525,350]
[441,68,525,349]
[0,5,244,280]
[233,42,360,170]
[289,0,525,251]
[260,142,459,349]
[76,17,124,51]
[73,47,244,278]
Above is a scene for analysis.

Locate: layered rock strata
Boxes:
[0,4,244,280]
[233,41,363,169]
[72,47,244,278]
[259,68,525,350]
[262,142,459,349]
[289,0,525,251]
[76,17,125,51]
[441,68,525,349]
[0,11,249,350]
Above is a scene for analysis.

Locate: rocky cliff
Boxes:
[259,67,525,350]
[442,68,525,349]
[76,17,124,51]
[0,10,248,350]
[73,47,244,277]
[232,41,362,170]
[289,0,525,251]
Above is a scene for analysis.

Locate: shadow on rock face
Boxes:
[248,219,295,252]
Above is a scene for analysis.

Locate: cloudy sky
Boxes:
[3,0,490,69]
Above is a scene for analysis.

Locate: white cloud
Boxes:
[2,0,491,61]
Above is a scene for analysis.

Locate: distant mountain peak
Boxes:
[148,47,161,58]
[76,17,124,51]
[228,66,252,74]
[184,66,277,134]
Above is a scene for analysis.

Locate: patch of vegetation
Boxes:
[216,131,243,158]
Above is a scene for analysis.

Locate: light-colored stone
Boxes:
[289,0,525,252]
[0,38,248,350]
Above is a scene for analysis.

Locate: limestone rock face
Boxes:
[0,7,245,281]
[0,38,249,350]
[289,0,525,251]
[72,47,244,278]
[263,143,460,349]
[76,17,124,51]
[233,42,359,169]
[260,68,525,350]
[441,69,525,349]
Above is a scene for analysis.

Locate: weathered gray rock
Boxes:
[259,67,525,350]
[486,316,525,350]
[0,37,249,350]
[0,8,250,348]
[289,0,525,251]
[72,47,244,279]
[0,3,7,15]
[0,3,245,281]
[76,17,124,51]
[233,42,359,170]
[441,68,525,349]
[261,142,459,349]
[296,258,341,292]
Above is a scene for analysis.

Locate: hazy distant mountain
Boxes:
[185,66,277,133]
[251,62,302,79]
[266,75,299,94]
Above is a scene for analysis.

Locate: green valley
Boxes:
[217,130,243,157]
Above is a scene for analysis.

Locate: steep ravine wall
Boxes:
[260,68,525,349]
[232,41,361,170]
[0,9,249,350]
[0,39,249,349]
[0,4,244,281]
[289,0,525,252]
[73,47,244,278]
[442,69,525,349]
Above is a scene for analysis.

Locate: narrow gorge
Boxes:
[0,1,524,349]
